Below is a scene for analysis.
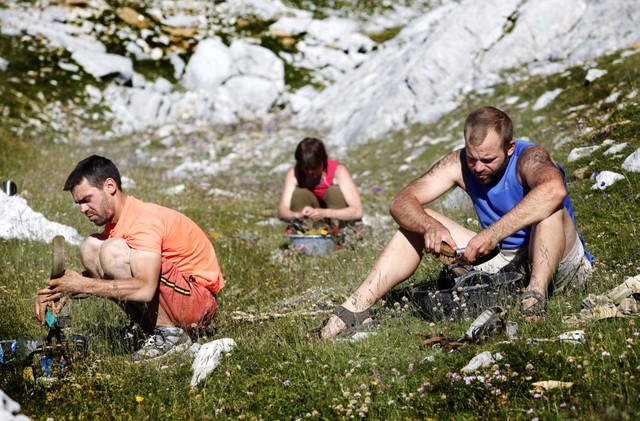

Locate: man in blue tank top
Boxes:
[320,107,592,338]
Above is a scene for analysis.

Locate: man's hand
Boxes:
[36,269,84,304]
[34,291,51,325]
[422,222,456,255]
[34,286,69,325]
[463,229,498,263]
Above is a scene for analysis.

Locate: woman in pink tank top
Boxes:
[277,137,363,228]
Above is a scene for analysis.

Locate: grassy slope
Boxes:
[1,14,640,421]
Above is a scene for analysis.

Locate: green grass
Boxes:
[1,13,640,421]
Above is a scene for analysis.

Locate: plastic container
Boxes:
[287,234,335,256]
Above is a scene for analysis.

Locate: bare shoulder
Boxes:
[333,163,353,183]
[334,163,349,174]
[432,149,462,172]
[410,149,462,187]
[517,145,562,185]
[518,145,555,172]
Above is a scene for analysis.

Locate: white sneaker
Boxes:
[133,326,191,361]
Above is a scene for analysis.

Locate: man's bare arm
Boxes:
[38,250,162,303]
[389,150,463,251]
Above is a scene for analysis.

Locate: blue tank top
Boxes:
[464,140,593,263]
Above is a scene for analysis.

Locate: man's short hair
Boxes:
[63,155,122,192]
[294,137,328,171]
[464,107,513,150]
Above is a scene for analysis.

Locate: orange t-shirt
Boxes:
[103,196,224,294]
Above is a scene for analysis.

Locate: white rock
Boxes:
[169,52,186,80]
[504,96,520,105]
[150,47,163,61]
[306,17,367,52]
[256,217,282,226]
[591,170,624,190]
[622,148,640,172]
[162,14,201,28]
[345,331,378,342]
[84,84,102,103]
[182,38,233,91]
[71,50,134,82]
[216,0,290,21]
[585,68,607,83]
[295,0,640,147]
[442,187,473,211]
[603,142,629,156]
[223,75,283,120]
[184,342,202,358]
[269,14,313,37]
[207,188,239,198]
[567,145,601,162]
[153,78,173,94]
[287,85,318,114]
[230,39,284,85]
[532,88,563,111]
[605,91,621,103]
[126,41,148,60]
[121,176,136,190]
[164,184,186,195]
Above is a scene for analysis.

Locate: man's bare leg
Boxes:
[80,236,173,327]
[320,209,474,338]
[522,208,576,318]
[79,234,107,278]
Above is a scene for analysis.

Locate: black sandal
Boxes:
[311,306,377,339]
[520,290,547,316]
[332,305,378,336]
[333,305,371,325]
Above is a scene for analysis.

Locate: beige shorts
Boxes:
[475,235,592,292]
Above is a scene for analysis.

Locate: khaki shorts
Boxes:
[475,234,592,292]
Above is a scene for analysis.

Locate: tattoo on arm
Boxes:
[413,150,461,182]
[112,282,122,299]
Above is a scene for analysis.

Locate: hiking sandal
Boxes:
[520,290,547,316]
[332,305,377,336]
[311,306,376,339]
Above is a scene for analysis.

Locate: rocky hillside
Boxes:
[1,0,638,149]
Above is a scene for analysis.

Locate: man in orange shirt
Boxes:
[35,155,224,360]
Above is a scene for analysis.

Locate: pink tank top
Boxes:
[295,159,341,204]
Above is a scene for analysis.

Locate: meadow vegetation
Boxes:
[1,13,639,421]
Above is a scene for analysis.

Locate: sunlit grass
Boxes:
[1,12,640,421]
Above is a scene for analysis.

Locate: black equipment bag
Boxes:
[413,266,524,322]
